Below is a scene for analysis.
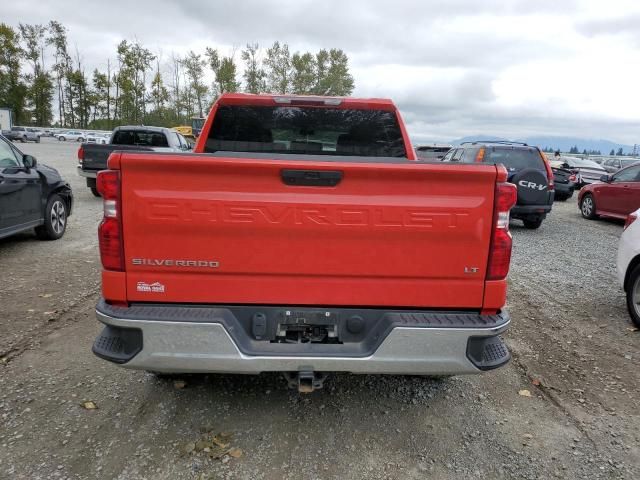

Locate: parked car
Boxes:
[85,132,109,144]
[442,141,554,229]
[55,130,86,142]
[0,134,73,240]
[602,157,640,174]
[579,163,640,221]
[91,93,517,392]
[617,208,640,327]
[415,143,452,161]
[557,157,606,187]
[552,166,578,201]
[26,127,44,139]
[2,126,40,143]
[78,126,190,196]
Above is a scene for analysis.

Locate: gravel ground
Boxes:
[1,139,638,479]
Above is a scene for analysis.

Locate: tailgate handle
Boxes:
[281,169,343,187]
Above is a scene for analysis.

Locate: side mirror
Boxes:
[600,174,612,183]
[23,154,37,169]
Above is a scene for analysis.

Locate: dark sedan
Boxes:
[0,135,73,240]
[551,166,578,201]
[579,163,640,221]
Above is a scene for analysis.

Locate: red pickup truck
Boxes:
[92,93,516,392]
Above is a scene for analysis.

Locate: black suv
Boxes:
[0,134,73,240]
[442,141,554,229]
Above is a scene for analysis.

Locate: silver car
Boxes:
[55,130,86,142]
[559,157,607,187]
[602,157,640,174]
[2,126,40,143]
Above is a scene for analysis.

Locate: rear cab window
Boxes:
[112,130,169,148]
[205,105,407,158]
[483,147,546,173]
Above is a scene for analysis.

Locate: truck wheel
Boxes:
[90,186,101,197]
[580,194,597,219]
[35,194,68,240]
[20,136,26,143]
[523,218,543,229]
[59,136,66,141]
[626,264,640,327]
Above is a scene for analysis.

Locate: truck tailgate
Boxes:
[118,153,498,308]
[82,144,153,172]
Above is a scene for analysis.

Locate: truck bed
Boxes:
[80,143,154,174]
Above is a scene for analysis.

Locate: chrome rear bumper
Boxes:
[94,302,511,375]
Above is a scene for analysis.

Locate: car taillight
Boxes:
[487,182,517,280]
[77,146,84,165]
[97,170,124,271]
[539,151,555,191]
[624,213,638,231]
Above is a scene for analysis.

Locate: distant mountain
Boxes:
[451,135,635,154]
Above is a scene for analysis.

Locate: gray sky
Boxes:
[6,0,640,144]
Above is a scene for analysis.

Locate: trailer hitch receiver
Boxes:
[283,370,328,393]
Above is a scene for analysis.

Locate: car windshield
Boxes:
[483,148,545,171]
[205,105,407,157]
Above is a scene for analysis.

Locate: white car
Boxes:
[55,130,86,142]
[85,132,109,144]
[617,207,640,326]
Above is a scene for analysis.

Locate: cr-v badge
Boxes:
[518,180,546,191]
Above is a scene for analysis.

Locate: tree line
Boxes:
[0,22,355,129]
[542,146,633,156]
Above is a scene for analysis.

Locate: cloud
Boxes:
[4,0,640,143]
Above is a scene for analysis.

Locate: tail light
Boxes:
[624,212,638,231]
[474,147,486,163]
[539,151,555,191]
[77,146,84,166]
[487,182,517,280]
[97,170,124,271]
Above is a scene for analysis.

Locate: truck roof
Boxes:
[113,125,172,133]
[217,93,397,111]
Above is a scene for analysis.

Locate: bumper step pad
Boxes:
[466,335,510,370]
[92,325,142,364]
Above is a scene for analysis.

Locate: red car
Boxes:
[579,163,640,220]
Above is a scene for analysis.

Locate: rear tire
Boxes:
[554,194,568,202]
[35,194,68,240]
[523,218,543,229]
[580,193,597,219]
[90,186,101,197]
[626,264,640,328]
